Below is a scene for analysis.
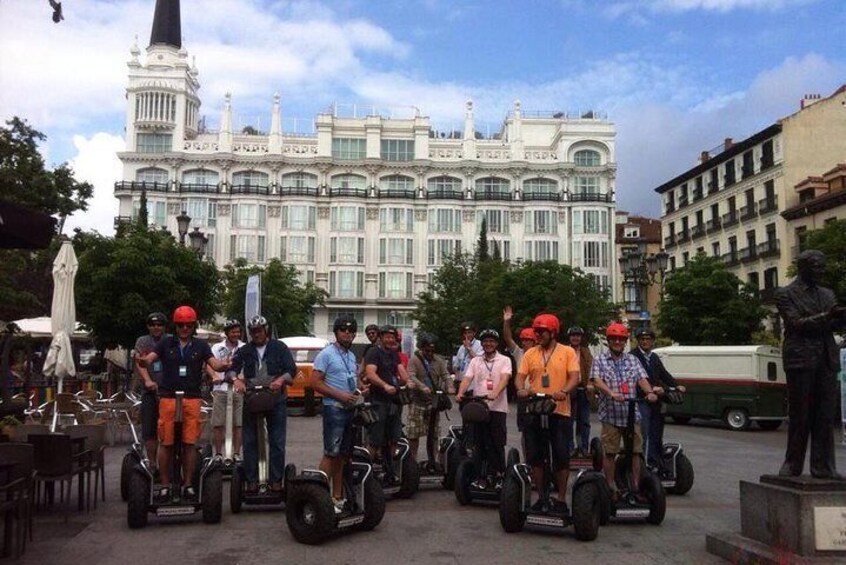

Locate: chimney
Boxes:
[699,151,710,163]
[724,138,733,151]
[800,93,822,110]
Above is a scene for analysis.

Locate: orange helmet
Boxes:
[173,305,197,324]
[605,322,629,339]
[532,313,560,334]
[519,327,536,340]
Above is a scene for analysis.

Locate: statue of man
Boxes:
[775,250,846,479]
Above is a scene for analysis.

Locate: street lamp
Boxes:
[619,250,670,318]
[176,210,191,245]
[188,227,209,258]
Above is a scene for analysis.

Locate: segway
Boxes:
[219,373,238,478]
[601,399,666,524]
[119,398,145,502]
[127,391,223,528]
[416,391,461,489]
[645,387,694,495]
[453,396,513,505]
[285,394,385,545]
[499,393,603,540]
[230,384,294,512]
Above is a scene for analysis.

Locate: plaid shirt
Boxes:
[590,350,647,427]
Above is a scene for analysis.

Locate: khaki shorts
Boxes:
[211,390,243,427]
[600,422,643,456]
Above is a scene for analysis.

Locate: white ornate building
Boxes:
[115,0,618,341]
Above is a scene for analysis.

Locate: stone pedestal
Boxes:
[707,475,846,564]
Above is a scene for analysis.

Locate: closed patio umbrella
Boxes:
[43,239,79,400]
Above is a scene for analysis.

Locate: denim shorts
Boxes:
[322,404,354,457]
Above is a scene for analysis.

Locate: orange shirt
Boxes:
[518,343,580,417]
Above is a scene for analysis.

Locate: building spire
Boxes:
[149,0,182,49]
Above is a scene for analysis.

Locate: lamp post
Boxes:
[176,210,191,245]
[618,250,670,315]
[188,227,209,259]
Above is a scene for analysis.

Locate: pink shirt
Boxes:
[464,352,512,413]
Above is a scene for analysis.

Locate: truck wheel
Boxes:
[397,452,420,498]
[589,437,604,472]
[443,444,461,490]
[758,420,782,431]
[286,483,335,545]
[358,474,385,531]
[724,408,750,431]
[202,470,223,524]
[498,471,526,533]
[127,472,149,529]
[506,447,520,469]
[120,452,135,502]
[454,459,475,506]
[230,467,243,514]
[572,482,600,541]
[668,453,694,495]
[641,473,666,525]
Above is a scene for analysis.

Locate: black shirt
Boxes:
[154,336,214,398]
[364,345,401,404]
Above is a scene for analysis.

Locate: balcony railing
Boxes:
[522,191,562,202]
[179,183,220,194]
[426,189,463,200]
[678,196,689,209]
[473,191,513,201]
[664,234,676,248]
[677,230,690,243]
[230,184,269,195]
[722,251,739,266]
[708,181,719,195]
[114,181,169,193]
[760,156,774,171]
[758,196,777,215]
[665,202,675,213]
[624,301,644,313]
[691,224,706,239]
[114,215,133,228]
[740,204,758,221]
[329,187,369,198]
[705,218,721,233]
[378,189,417,199]
[279,186,319,197]
[570,192,613,203]
[739,246,758,263]
[722,211,738,227]
[757,240,780,258]
[741,165,754,179]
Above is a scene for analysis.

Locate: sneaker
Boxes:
[332,498,346,515]
[270,482,284,493]
[530,498,547,513]
[154,486,170,504]
[183,486,197,501]
[549,498,569,516]
[494,477,504,491]
[246,482,259,494]
[632,491,650,504]
[470,479,487,490]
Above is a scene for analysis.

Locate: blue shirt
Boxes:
[590,350,647,427]
[313,343,358,407]
[154,336,213,398]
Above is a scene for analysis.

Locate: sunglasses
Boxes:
[337,327,355,333]
[175,322,193,329]
[533,328,549,335]
[607,336,628,342]
[148,322,164,327]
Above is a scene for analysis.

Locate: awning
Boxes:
[0,200,57,249]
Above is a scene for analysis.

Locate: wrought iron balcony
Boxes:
[329,187,369,198]
[114,181,169,193]
[757,240,780,258]
[179,183,220,194]
[473,191,512,201]
[691,224,706,239]
[739,246,758,263]
[522,191,561,202]
[426,189,463,200]
[230,184,269,195]
[705,218,722,233]
[740,204,758,221]
[570,192,613,203]
[722,211,738,227]
[722,251,739,266]
[279,186,319,197]
[757,197,777,215]
[378,189,417,199]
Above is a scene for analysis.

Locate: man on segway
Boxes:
[229,315,296,495]
[311,315,361,513]
[135,305,230,502]
[590,322,659,501]
[516,313,580,514]
[406,332,453,470]
[133,312,169,466]
[206,319,245,461]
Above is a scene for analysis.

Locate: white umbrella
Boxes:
[43,239,79,396]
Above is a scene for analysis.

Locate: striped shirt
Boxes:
[590,350,647,427]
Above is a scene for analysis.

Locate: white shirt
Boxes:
[211,339,245,392]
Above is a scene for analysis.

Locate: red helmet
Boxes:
[173,305,197,324]
[519,327,536,340]
[532,313,560,334]
[605,322,629,339]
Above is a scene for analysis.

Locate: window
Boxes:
[427,176,462,194]
[428,208,461,233]
[331,138,366,160]
[427,239,461,266]
[763,267,778,289]
[574,149,601,166]
[765,222,776,242]
[767,361,777,382]
[379,208,414,232]
[331,206,365,231]
[232,170,269,188]
[136,133,172,153]
[331,174,367,190]
[329,270,364,298]
[182,169,219,186]
[231,203,266,229]
[475,177,510,197]
[525,210,557,234]
[761,140,774,169]
[582,241,609,268]
[379,272,414,299]
[623,226,640,239]
[746,229,757,249]
[724,159,736,186]
[524,240,559,262]
[712,242,720,257]
[379,238,414,265]
[477,209,510,234]
[572,209,608,234]
[742,150,754,178]
[132,199,166,226]
[281,205,316,230]
[326,310,365,334]
[572,176,599,195]
[229,235,266,263]
[186,198,216,228]
[523,178,557,195]
[379,175,415,193]
[281,236,315,263]
[136,168,169,184]
[377,311,414,330]
[748,272,760,290]
[330,237,364,264]
[380,139,415,161]
[682,251,689,264]
[280,172,318,189]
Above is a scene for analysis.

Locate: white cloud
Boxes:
[63,132,125,236]
[603,0,817,19]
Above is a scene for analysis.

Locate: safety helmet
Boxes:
[364,323,379,334]
[172,305,197,324]
[223,319,241,332]
[532,313,560,334]
[478,329,500,343]
[460,322,475,333]
[518,327,536,341]
[379,324,398,337]
[147,312,167,325]
[247,315,268,331]
[605,322,630,339]
[333,315,358,333]
[567,326,584,336]
[417,332,437,349]
[635,327,656,339]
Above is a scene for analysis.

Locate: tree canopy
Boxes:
[795,219,846,304]
[657,253,767,345]
[220,258,327,337]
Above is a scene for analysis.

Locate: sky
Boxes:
[1,0,844,235]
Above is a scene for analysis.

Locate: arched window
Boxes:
[232,170,269,188]
[182,169,219,185]
[281,172,318,189]
[379,175,415,193]
[135,167,169,184]
[574,149,601,167]
[522,178,558,195]
[475,177,510,200]
[330,174,367,190]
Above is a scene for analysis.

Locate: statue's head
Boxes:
[797,250,825,284]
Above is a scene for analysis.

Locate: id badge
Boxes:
[152,360,162,373]
[541,373,550,388]
[486,379,494,391]
[179,365,187,378]
[621,382,629,394]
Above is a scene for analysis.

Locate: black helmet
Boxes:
[460,322,475,333]
[333,315,358,333]
[247,315,268,330]
[379,324,398,337]
[147,312,167,325]
[478,329,500,342]
[635,327,656,339]
[223,319,241,332]
[417,332,437,349]
[364,323,379,334]
[567,326,584,336]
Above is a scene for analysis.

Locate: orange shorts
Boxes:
[157,398,202,446]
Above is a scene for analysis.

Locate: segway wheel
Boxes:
[667,452,694,495]
[572,482,600,541]
[120,452,135,502]
[202,470,224,524]
[641,473,666,525]
[230,467,243,514]
[454,459,475,506]
[357,473,386,531]
[396,452,420,499]
[589,437,604,472]
[506,447,520,469]
[286,483,335,545]
[442,445,461,490]
[597,480,611,526]
[498,471,526,533]
[614,455,646,492]
[127,471,149,529]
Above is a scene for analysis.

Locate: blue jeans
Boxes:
[639,400,664,467]
[242,395,287,483]
[571,388,591,452]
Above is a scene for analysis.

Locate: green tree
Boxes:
[73,225,221,349]
[220,258,327,337]
[796,219,846,303]
[657,254,767,345]
[476,217,489,262]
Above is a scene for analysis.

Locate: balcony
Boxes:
[741,165,754,179]
[114,180,169,193]
[230,184,269,195]
[113,215,133,228]
[678,196,689,209]
[676,229,690,244]
[760,286,777,304]
[760,156,774,171]
[426,189,463,200]
[330,187,368,198]
[692,190,703,202]
[624,301,644,313]
[740,204,758,221]
[522,191,562,202]
[378,189,417,199]
[705,218,722,233]
[570,192,613,203]
[708,181,719,196]
[474,191,513,201]
[722,251,739,266]
[279,186,319,197]
[665,202,676,214]
[758,196,778,215]
[691,224,706,240]
[739,246,758,263]
[179,183,220,194]
[757,240,780,259]
[722,211,738,228]
[664,234,676,248]
[725,174,736,187]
